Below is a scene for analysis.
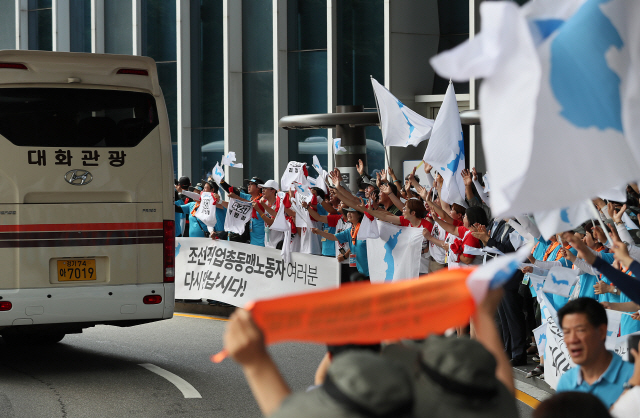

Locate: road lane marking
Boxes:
[174,313,229,321]
[516,389,541,409]
[139,363,202,398]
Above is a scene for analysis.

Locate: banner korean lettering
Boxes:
[614,331,640,362]
[175,238,340,307]
[544,316,575,390]
[224,198,252,235]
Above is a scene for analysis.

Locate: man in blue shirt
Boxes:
[556,298,634,408]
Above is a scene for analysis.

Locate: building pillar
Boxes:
[223,0,243,187]
[15,0,28,50]
[326,0,338,171]
[177,0,191,179]
[53,0,70,52]
[132,0,141,55]
[91,0,104,53]
[273,0,288,181]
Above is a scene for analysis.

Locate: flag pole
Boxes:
[371,75,388,173]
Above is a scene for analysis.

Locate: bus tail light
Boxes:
[163,220,175,283]
[143,295,162,304]
[116,68,148,76]
[0,63,28,70]
[0,301,12,311]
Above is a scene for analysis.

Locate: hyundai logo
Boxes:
[64,169,93,186]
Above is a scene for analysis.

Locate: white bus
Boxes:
[0,50,175,345]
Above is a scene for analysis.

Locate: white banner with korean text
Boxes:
[175,238,340,307]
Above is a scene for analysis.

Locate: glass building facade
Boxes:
[0,0,481,183]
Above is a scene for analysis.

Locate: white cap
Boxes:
[258,179,279,190]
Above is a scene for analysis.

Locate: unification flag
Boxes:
[211,163,225,185]
[533,201,593,239]
[371,77,434,147]
[221,151,243,168]
[333,138,347,154]
[430,1,640,217]
[542,266,579,298]
[366,221,423,283]
[422,83,466,206]
[533,322,548,360]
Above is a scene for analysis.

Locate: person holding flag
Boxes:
[218,176,266,246]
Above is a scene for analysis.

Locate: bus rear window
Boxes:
[0,88,159,147]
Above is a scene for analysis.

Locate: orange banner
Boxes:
[251,268,476,346]
[212,268,477,362]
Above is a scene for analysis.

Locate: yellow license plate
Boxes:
[57,259,97,281]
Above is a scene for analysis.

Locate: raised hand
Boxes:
[612,238,634,269]
[560,247,576,262]
[380,183,391,195]
[612,203,627,225]
[571,234,596,264]
[388,166,396,179]
[461,169,473,187]
[224,309,267,366]
[424,162,433,175]
[471,167,479,181]
[356,159,365,176]
[592,225,608,244]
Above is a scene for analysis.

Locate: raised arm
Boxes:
[224,309,291,416]
[356,202,401,226]
[311,227,338,241]
[306,205,329,224]
[425,199,455,225]
[461,169,475,203]
[253,202,274,226]
[471,168,490,204]
[380,183,405,211]
[471,288,515,394]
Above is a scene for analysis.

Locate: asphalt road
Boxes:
[0,313,535,418]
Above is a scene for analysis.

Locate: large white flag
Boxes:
[195,192,217,227]
[224,198,252,235]
[533,201,593,239]
[422,83,466,206]
[371,78,434,147]
[281,161,309,192]
[430,1,640,217]
[365,221,423,283]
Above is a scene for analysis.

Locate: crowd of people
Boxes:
[175,159,640,416]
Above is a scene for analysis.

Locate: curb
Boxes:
[174,301,236,317]
[512,364,555,395]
